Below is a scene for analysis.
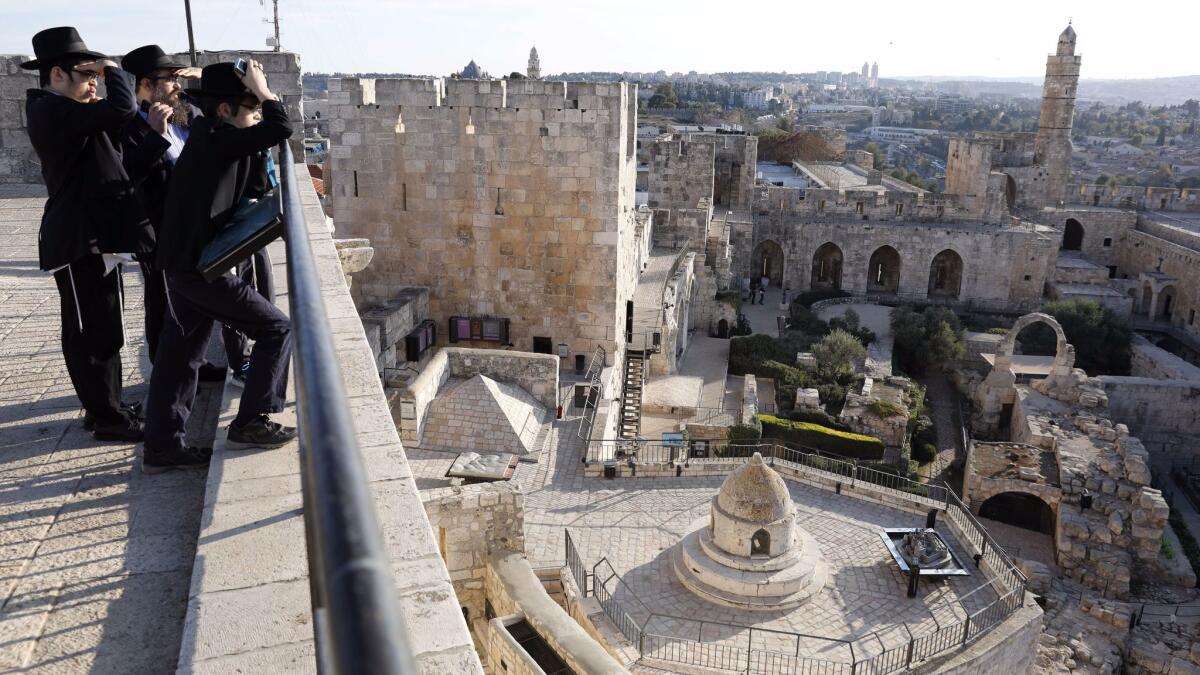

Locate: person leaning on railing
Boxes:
[142,60,295,473]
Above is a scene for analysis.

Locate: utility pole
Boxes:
[272,0,281,52]
[183,0,197,66]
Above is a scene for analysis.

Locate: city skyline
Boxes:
[1,0,1197,80]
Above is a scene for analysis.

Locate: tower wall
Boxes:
[1033,29,1081,207]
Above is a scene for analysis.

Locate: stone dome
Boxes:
[716,453,793,523]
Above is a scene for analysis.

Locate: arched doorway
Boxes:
[751,240,785,287]
[927,249,964,299]
[717,318,729,338]
[810,242,843,290]
[1141,284,1154,316]
[1063,219,1084,251]
[750,529,770,557]
[1156,285,1177,321]
[1004,174,1017,210]
[867,245,901,294]
[979,492,1055,535]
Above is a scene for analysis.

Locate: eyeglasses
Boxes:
[70,69,100,83]
[148,75,182,84]
[237,102,262,113]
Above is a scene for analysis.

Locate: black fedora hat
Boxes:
[184,63,252,99]
[121,45,186,80]
[20,27,107,70]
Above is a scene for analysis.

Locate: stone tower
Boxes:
[527,46,541,80]
[1034,24,1081,206]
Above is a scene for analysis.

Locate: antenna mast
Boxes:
[272,0,281,52]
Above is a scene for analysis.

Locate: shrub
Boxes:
[987,327,1009,335]
[788,305,829,335]
[816,383,847,413]
[868,400,906,418]
[913,442,938,463]
[812,329,867,380]
[785,408,851,431]
[758,414,885,459]
[728,422,763,443]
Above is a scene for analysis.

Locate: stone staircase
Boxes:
[618,348,647,440]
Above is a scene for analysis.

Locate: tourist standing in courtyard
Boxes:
[142,60,295,472]
[23,27,154,442]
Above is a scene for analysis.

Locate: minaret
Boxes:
[1034,24,1081,206]
[527,46,541,80]
[870,62,879,88]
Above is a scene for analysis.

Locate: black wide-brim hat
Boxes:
[184,63,253,99]
[121,45,186,80]
[20,26,107,70]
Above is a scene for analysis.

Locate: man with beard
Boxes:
[22,27,155,441]
[119,45,213,371]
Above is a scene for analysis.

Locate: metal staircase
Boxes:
[617,347,648,441]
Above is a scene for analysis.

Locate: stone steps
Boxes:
[673,528,828,611]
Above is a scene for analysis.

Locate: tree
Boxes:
[890,306,965,376]
[812,329,867,380]
[1130,133,1144,147]
[649,83,678,109]
[863,143,884,169]
[1156,126,1167,146]
[1022,299,1132,375]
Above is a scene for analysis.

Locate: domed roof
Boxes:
[716,453,793,523]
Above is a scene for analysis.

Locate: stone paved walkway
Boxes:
[918,375,964,486]
[0,186,218,673]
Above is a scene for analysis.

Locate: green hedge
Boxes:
[758,414,885,460]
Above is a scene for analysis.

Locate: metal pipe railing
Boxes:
[278,141,416,674]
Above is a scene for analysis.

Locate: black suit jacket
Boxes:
[156,99,292,272]
[119,113,173,234]
[25,67,155,271]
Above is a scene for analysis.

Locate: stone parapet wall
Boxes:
[1099,375,1200,441]
[359,287,429,372]
[387,347,559,444]
[1066,183,1200,213]
[422,483,524,656]
[1130,336,1200,380]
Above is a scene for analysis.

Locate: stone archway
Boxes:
[810,242,843,290]
[1063,219,1084,251]
[1140,284,1154,316]
[1156,285,1177,321]
[973,313,1077,436]
[928,249,964,299]
[979,492,1056,535]
[750,528,770,556]
[867,245,901,294]
[752,240,785,287]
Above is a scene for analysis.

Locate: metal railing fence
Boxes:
[279,142,415,674]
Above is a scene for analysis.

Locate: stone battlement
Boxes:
[328,76,634,114]
[1067,183,1200,212]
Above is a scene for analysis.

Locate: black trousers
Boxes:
[139,262,167,364]
[144,269,292,453]
[53,255,126,426]
[222,247,274,370]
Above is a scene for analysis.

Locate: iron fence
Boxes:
[279,142,415,673]
[584,440,949,506]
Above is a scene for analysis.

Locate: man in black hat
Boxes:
[143,60,295,472]
[23,27,155,442]
[118,45,202,366]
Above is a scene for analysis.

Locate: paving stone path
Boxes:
[919,375,965,486]
[0,187,219,673]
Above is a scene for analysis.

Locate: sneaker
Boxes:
[93,416,145,442]
[229,362,250,388]
[141,446,212,474]
[198,363,228,382]
[226,414,296,450]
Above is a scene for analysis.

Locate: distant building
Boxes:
[457,59,488,79]
[870,62,879,88]
[744,87,776,110]
[527,46,541,80]
[861,61,869,78]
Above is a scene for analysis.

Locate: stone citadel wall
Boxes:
[325,77,640,363]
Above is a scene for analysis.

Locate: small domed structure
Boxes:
[712,453,795,558]
[673,453,828,610]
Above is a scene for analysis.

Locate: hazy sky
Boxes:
[1,0,1196,80]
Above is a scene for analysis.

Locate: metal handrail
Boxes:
[279,141,415,674]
